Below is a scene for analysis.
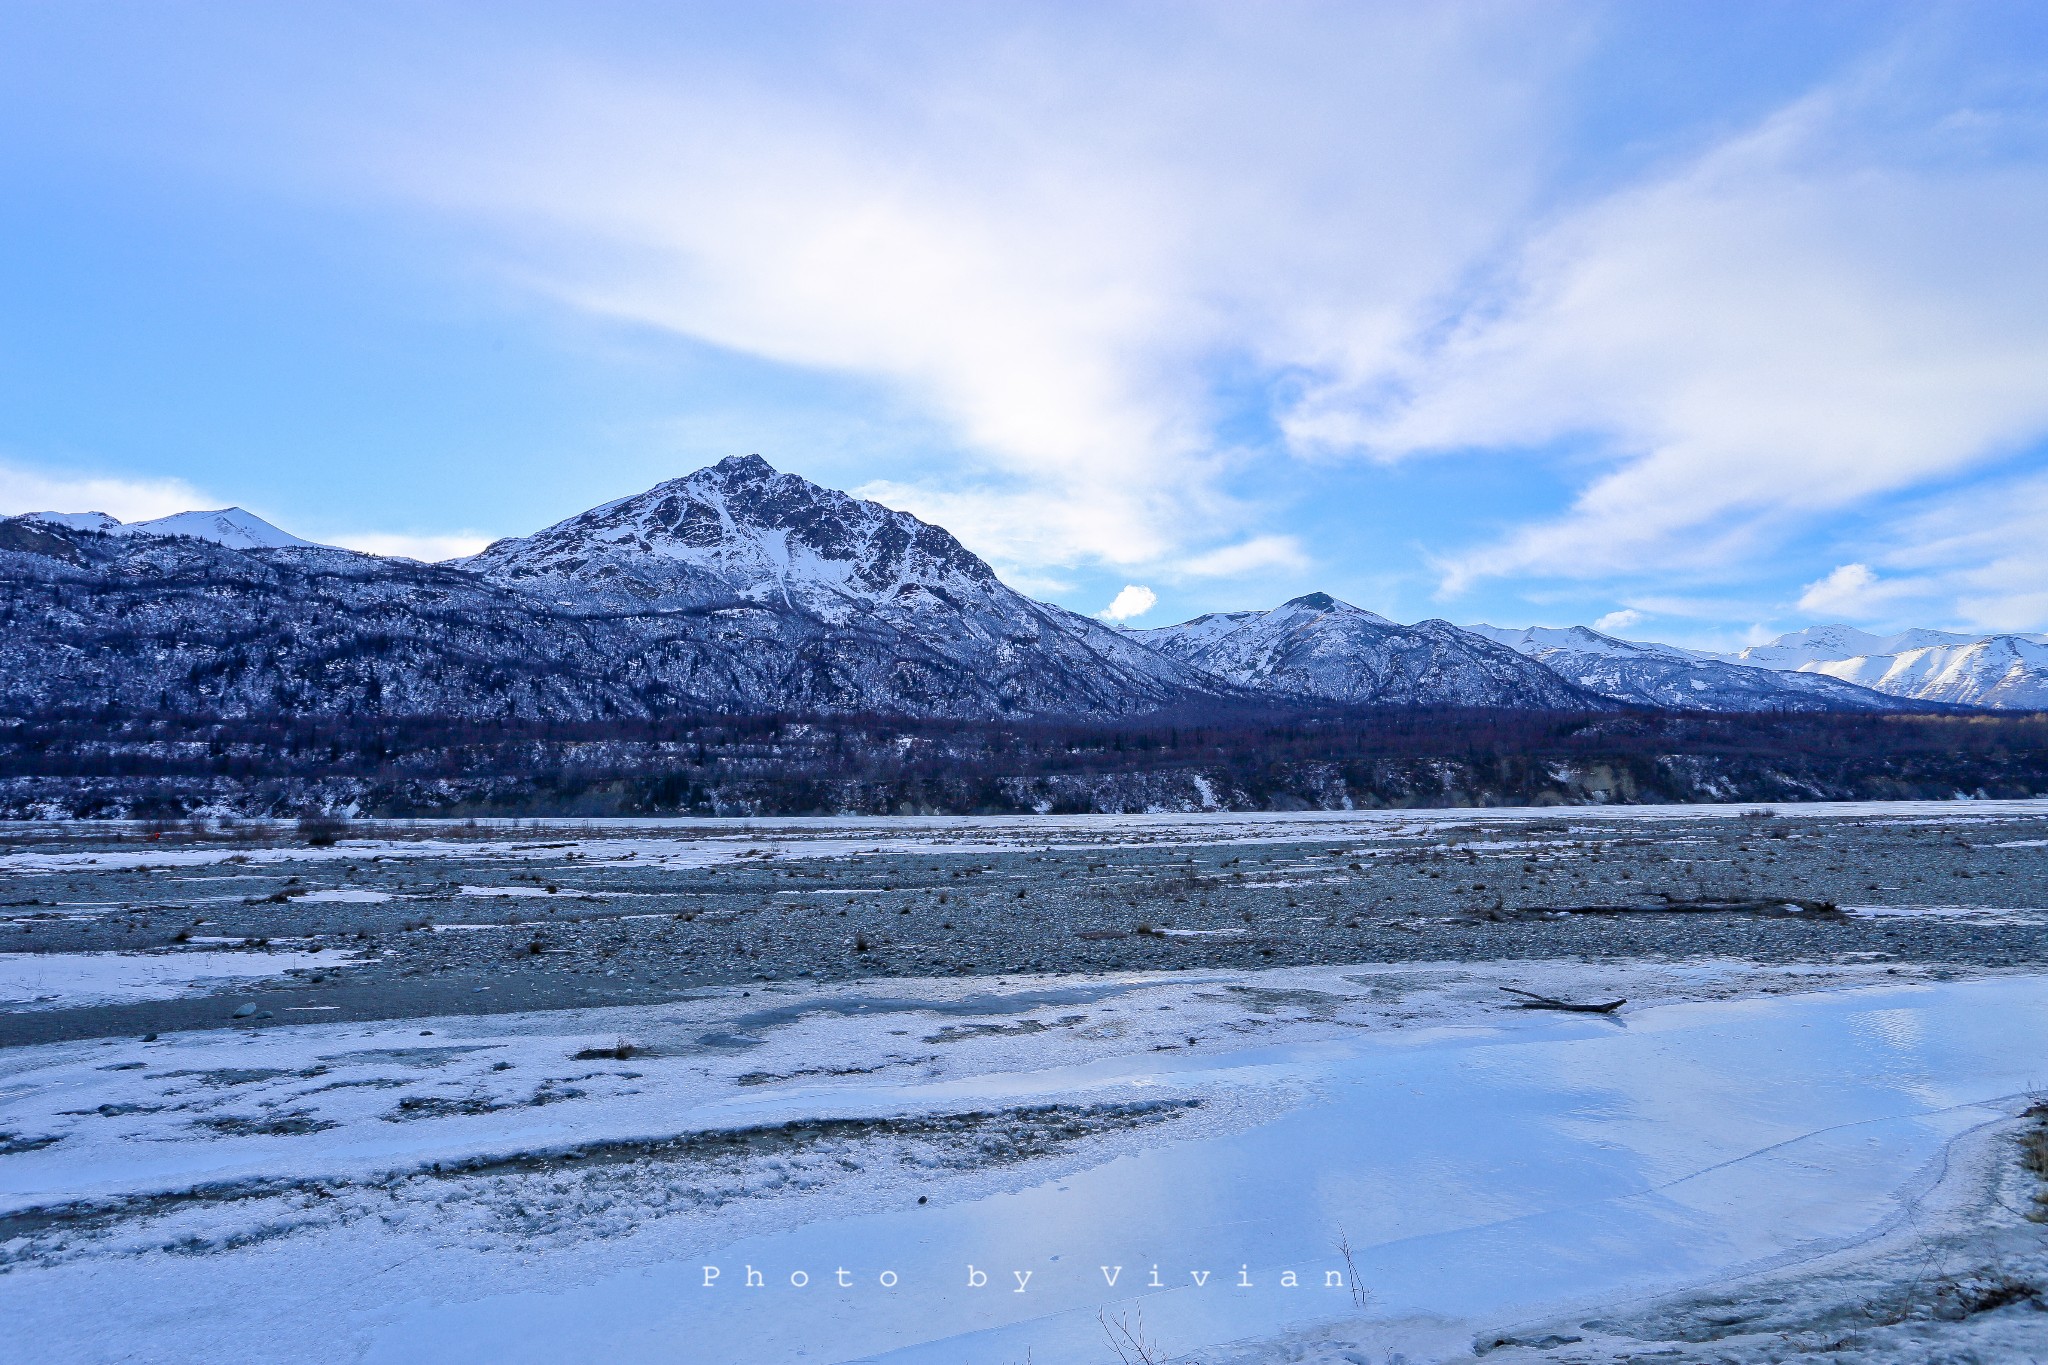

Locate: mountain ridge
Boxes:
[6,457,2026,720]
[1136,593,1606,710]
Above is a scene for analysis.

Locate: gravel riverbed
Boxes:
[3,803,2044,1045]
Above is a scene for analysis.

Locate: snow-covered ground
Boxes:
[2,960,2042,1363]
[0,947,370,1010]
[6,795,2046,879]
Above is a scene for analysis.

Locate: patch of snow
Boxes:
[0,948,367,1009]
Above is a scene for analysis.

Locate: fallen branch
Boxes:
[1500,986,1625,1014]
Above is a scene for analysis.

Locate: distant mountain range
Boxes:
[3,456,2040,721]
[1461,625,1915,713]
[1713,625,2048,710]
[1467,622,2048,712]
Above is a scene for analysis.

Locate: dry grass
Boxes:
[1337,1228,1371,1308]
[2023,1101,2048,1222]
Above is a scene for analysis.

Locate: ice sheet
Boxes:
[362,977,2047,1364]
[4,970,2041,1364]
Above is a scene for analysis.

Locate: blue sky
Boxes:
[3,1,2046,647]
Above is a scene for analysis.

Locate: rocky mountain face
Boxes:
[461,455,1219,716]
[1465,625,1909,713]
[1136,593,1604,710]
[0,458,1220,722]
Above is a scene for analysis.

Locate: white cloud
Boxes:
[0,459,209,524]
[325,531,494,562]
[1174,535,1309,579]
[1593,608,1644,634]
[1098,584,1158,622]
[349,5,1575,569]
[1318,59,2048,596]
[1795,563,1915,617]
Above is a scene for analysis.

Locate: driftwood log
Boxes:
[1500,986,1626,1014]
[1516,896,1843,920]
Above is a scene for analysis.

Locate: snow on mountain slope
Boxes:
[1139,594,1600,709]
[14,506,317,549]
[1705,624,2048,709]
[1806,636,2048,710]
[465,454,1223,717]
[1467,625,1909,713]
[3,459,1230,722]
[466,455,995,620]
[1466,624,1702,662]
[115,507,318,549]
[20,511,122,533]
[1726,624,2017,670]
[12,455,2031,721]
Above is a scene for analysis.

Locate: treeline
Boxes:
[1,705,2045,817]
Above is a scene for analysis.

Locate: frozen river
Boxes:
[335,974,2048,1364]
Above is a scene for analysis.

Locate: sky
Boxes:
[3,1,2046,649]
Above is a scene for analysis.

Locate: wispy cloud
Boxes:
[40,4,2045,634]
[1877,470,2048,630]
[1174,535,1309,579]
[1333,52,2048,605]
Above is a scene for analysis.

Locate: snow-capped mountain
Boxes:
[464,455,1219,717]
[7,459,2033,723]
[0,459,1220,722]
[1797,636,2048,710]
[22,507,316,549]
[1697,624,2048,709]
[1466,624,1907,712]
[470,455,1026,624]
[1138,593,1601,709]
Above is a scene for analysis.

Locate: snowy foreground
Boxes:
[4,955,2046,1364]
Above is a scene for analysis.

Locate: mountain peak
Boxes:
[707,452,776,480]
[468,455,1001,617]
[121,507,316,550]
[1282,591,1338,612]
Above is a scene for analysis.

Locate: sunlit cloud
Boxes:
[1098,584,1158,622]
